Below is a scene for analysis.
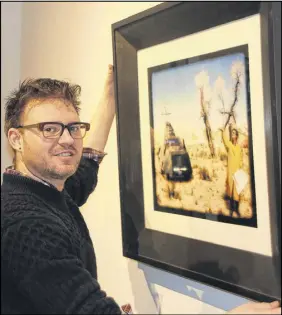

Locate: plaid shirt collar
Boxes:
[5,166,22,176]
[4,147,104,190]
[4,166,57,190]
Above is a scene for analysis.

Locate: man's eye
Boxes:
[70,126,79,132]
[44,127,58,133]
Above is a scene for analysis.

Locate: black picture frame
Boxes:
[112,2,281,302]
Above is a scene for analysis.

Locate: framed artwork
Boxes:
[148,44,257,228]
[112,2,281,301]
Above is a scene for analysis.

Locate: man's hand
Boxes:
[227,301,281,314]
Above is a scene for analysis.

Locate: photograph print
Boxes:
[148,45,257,227]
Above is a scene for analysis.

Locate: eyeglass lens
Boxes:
[42,123,87,139]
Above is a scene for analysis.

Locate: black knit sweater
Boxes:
[1,158,121,314]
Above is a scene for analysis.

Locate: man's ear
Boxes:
[7,128,23,152]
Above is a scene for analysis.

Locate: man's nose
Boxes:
[57,127,75,145]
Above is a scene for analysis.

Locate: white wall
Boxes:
[2,2,250,313]
[1,2,22,178]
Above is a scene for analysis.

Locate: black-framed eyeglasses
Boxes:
[16,122,90,139]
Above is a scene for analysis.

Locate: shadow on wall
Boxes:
[127,260,160,314]
[134,262,249,313]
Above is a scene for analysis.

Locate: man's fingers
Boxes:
[227,302,281,314]
[270,307,281,314]
[255,302,274,309]
[270,301,280,308]
[254,301,280,310]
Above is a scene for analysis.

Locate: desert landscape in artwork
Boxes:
[149,47,256,221]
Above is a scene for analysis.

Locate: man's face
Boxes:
[18,98,83,182]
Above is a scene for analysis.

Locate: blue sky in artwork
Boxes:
[151,53,249,144]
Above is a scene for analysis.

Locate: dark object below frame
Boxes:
[112,1,281,302]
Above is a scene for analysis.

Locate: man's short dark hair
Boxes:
[4,78,81,136]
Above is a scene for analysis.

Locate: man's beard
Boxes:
[44,161,80,180]
[27,156,80,181]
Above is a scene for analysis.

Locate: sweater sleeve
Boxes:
[1,217,121,314]
[65,158,99,206]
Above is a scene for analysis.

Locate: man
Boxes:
[221,123,243,217]
[1,66,280,314]
[1,66,121,314]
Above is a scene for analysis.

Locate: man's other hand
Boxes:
[227,301,281,314]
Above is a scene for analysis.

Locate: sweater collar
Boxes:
[2,172,68,207]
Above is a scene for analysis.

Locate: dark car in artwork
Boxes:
[160,148,192,181]
[159,122,192,181]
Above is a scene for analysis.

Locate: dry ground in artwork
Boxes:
[154,142,254,219]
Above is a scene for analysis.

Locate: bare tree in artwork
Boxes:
[217,61,245,131]
[195,71,215,158]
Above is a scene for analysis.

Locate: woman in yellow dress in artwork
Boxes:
[220,123,243,217]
